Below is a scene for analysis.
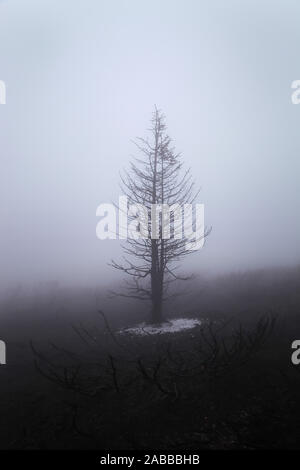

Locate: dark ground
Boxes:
[0,265,300,449]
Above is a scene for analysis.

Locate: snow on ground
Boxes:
[120,318,202,336]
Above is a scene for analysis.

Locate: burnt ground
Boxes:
[0,266,300,450]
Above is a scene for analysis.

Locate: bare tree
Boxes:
[111,107,211,324]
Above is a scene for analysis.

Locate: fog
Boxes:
[0,0,300,292]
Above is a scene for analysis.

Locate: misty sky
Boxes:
[0,0,300,290]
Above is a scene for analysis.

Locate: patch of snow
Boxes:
[120,318,202,336]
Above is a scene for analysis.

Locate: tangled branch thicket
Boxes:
[31,314,276,402]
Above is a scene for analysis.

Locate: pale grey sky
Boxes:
[0,0,300,289]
